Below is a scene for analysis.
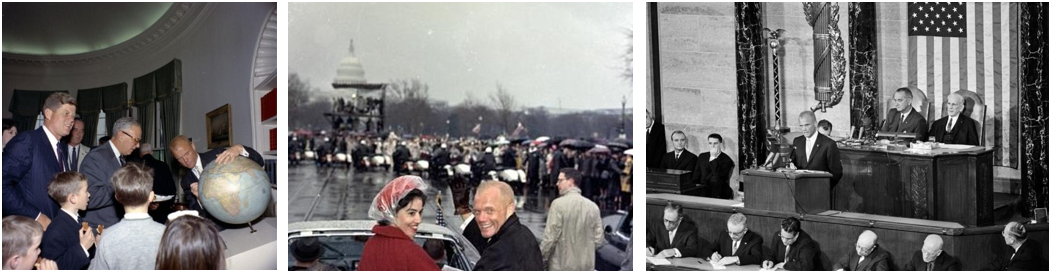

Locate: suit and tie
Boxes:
[68,143,90,172]
[765,230,821,271]
[788,133,843,186]
[928,115,980,146]
[2,126,69,219]
[659,149,697,171]
[81,141,126,229]
[180,146,265,226]
[40,210,91,270]
[646,215,700,258]
[646,122,667,168]
[881,107,929,140]
[702,230,764,265]
[832,245,891,271]
[903,251,961,271]
[984,239,1047,271]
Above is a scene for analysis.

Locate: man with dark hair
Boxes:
[881,88,928,140]
[3,92,77,230]
[763,217,820,271]
[646,201,700,258]
[817,120,833,137]
[646,109,667,168]
[659,131,697,170]
[540,168,603,270]
[289,238,337,271]
[693,133,735,199]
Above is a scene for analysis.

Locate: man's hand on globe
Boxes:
[190,182,199,197]
[216,144,246,165]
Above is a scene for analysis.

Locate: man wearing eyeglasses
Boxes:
[703,213,762,266]
[168,135,264,227]
[539,168,603,271]
[82,117,142,229]
[904,234,961,271]
[832,230,890,271]
[927,93,979,146]
[762,217,819,271]
[646,201,699,259]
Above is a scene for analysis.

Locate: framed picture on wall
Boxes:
[206,104,232,149]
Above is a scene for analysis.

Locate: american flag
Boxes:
[906,2,1018,168]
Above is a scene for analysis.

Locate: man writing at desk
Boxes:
[646,201,699,259]
[704,213,763,266]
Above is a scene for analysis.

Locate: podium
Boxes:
[645,168,703,196]
[742,169,832,214]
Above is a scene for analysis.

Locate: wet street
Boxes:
[287,164,551,240]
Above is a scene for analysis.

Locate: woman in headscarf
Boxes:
[358,175,440,271]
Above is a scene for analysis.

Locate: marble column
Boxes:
[735,2,767,170]
[1019,3,1048,217]
[849,3,878,138]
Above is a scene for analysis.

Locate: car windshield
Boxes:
[288,233,477,271]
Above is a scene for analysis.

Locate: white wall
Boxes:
[2,3,275,151]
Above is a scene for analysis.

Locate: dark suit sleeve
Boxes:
[679,225,700,257]
[881,109,897,132]
[872,252,890,271]
[1,134,41,217]
[40,224,89,270]
[738,234,764,265]
[945,256,962,271]
[827,140,843,185]
[832,253,850,270]
[915,116,929,141]
[241,145,266,166]
[783,242,817,271]
[716,156,734,186]
[82,154,115,210]
[763,238,779,263]
[646,220,658,251]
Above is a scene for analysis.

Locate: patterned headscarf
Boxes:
[368,175,428,223]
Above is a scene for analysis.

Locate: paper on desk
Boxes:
[710,261,727,270]
[646,257,671,265]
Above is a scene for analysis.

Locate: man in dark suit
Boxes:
[660,131,697,170]
[646,110,667,168]
[2,92,77,230]
[693,133,736,199]
[788,111,843,187]
[763,217,820,271]
[881,88,929,140]
[82,117,141,229]
[61,119,90,172]
[140,143,178,224]
[832,230,891,271]
[168,135,264,226]
[704,213,763,266]
[927,93,980,146]
[646,201,700,258]
[984,221,1047,271]
[903,234,962,271]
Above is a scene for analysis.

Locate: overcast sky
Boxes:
[289,2,633,110]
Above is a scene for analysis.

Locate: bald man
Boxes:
[904,234,961,271]
[985,221,1046,271]
[168,135,263,226]
[787,111,843,186]
[927,93,979,146]
[471,180,543,270]
[833,230,890,271]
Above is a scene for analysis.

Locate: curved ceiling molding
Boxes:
[252,7,278,90]
[2,3,213,67]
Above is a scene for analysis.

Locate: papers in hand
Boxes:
[710,260,727,270]
[154,195,174,202]
[646,257,671,265]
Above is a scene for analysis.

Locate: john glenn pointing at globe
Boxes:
[168,135,267,229]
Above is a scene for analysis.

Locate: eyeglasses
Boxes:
[728,228,748,237]
[120,131,140,144]
[663,218,679,225]
[855,244,876,252]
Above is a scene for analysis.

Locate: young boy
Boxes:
[89,163,166,269]
[41,172,95,270]
[2,215,57,270]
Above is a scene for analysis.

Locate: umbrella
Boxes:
[588,145,611,154]
[559,139,595,150]
[605,141,630,150]
[624,149,634,156]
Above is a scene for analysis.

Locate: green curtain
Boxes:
[155,59,182,165]
[133,73,157,146]
[75,88,104,147]
[100,83,129,137]
[8,90,68,133]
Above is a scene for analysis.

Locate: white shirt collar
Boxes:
[123,212,151,220]
[901,107,912,117]
[60,208,79,222]
[806,132,820,143]
[42,125,61,150]
[108,141,123,161]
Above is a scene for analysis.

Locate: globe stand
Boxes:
[248,222,257,234]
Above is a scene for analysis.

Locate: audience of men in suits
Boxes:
[692,133,735,199]
[833,230,890,271]
[659,130,696,171]
[904,234,961,271]
[646,201,700,258]
[703,213,762,266]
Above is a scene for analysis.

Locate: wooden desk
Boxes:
[742,169,832,214]
[837,146,994,226]
[648,257,764,271]
[646,168,703,196]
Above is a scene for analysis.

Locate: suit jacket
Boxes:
[903,250,961,271]
[702,230,764,265]
[143,154,178,223]
[789,133,843,186]
[68,143,90,172]
[473,214,544,271]
[693,152,735,199]
[40,211,90,270]
[179,146,264,225]
[646,216,700,258]
[765,230,821,271]
[985,239,1047,271]
[881,107,929,140]
[928,115,980,146]
[832,245,891,271]
[81,141,124,229]
[646,122,667,168]
[660,150,697,171]
[2,126,68,219]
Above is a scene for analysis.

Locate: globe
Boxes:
[199,157,272,224]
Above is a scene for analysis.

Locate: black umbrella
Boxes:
[559,139,595,150]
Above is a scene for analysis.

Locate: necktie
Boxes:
[785,245,790,262]
[71,147,79,171]
[858,256,865,267]
[946,117,954,131]
[927,262,934,271]
[119,156,126,166]
[56,145,66,172]
[675,153,679,160]
[732,241,739,255]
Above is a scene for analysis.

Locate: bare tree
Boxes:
[385,78,435,134]
[490,83,517,135]
[620,27,633,81]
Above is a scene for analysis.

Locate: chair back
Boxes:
[954,89,986,146]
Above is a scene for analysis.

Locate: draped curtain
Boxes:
[98,83,129,136]
[75,89,104,147]
[156,59,183,164]
[133,73,157,146]
[735,2,768,170]
[1019,3,1048,217]
[849,3,879,138]
[8,90,67,133]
